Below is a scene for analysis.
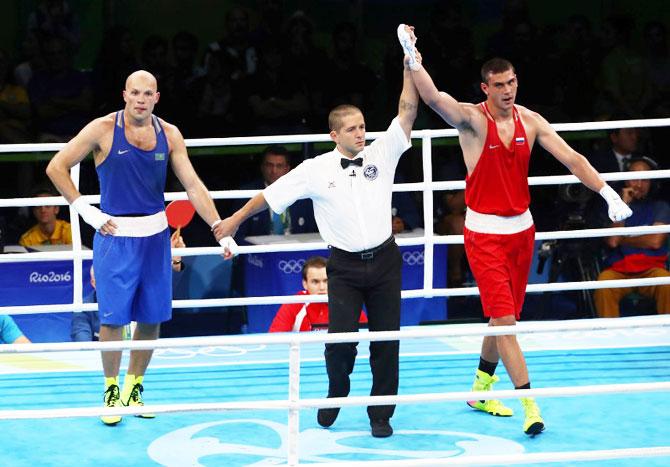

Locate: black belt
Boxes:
[330,236,395,260]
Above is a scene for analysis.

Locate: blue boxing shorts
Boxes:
[93,227,172,326]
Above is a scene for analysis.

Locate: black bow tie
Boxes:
[341,158,363,169]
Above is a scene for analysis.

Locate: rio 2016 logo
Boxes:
[29,270,72,283]
[148,418,524,466]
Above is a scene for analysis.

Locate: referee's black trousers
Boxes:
[325,238,401,421]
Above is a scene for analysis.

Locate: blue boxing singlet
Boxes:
[97,111,169,215]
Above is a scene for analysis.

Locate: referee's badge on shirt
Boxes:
[364,165,378,180]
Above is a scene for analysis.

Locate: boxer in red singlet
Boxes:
[397,24,632,436]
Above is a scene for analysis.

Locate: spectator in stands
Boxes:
[590,127,643,175]
[269,256,366,332]
[0,49,32,144]
[28,34,93,142]
[595,15,652,119]
[92,26,139,115]
[161,31,202,131]
[170,31,202,88]
[233,145,316,242]
[391,172,421,234]
[139,35,170,84]
[71,230,187,341]
[643,21,670,117]
[0,315,30,344]
[558,15,601,120]
[436,189,467,287]
[14,33,44,88]
[26,0,80,52]
[192,49,242,137]
[434,154,468,287]
[251,0,285,47]
[420,3,477,112]
[19,186,71,247]
[241,39,310,135]
[594,157,670,317]
[322,21,378,112]
[587,126,645,228]
[203,6,257,82]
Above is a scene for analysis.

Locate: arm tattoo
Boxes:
[399,99,417,113]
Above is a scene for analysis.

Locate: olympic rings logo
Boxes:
[278,259,304,274]
[154,345,267,360]
[402,250,424,266]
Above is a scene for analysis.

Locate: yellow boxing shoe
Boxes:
[101,384,122,426]
[521,397,545,436]
[121,375,155,419]
[467,369,514,417]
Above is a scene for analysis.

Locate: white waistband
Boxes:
[110,211,168,237]
[464,207,533,234]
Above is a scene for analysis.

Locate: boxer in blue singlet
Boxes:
[47,70,231,425]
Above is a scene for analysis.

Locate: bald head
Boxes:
[123,69,160,120]
[125,70,158,91]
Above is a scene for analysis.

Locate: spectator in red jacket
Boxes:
[269,256,367,332]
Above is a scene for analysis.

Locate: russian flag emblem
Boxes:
[515,137,525,144]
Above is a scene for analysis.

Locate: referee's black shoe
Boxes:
[370,419,393,438]
[317,408,340,427]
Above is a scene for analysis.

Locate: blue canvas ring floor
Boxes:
[0,318,668,466]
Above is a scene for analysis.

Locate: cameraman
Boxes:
[594,157,670,317]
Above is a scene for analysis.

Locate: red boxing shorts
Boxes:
[464,225,535,320]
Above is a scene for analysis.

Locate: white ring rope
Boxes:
[4,168,670,208]
[2,224,670,265]
[1,315,668,353]
[1,117,668,153]
[1,382,668,421]
[3,274,670,315]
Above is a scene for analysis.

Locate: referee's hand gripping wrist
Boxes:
[71,196,114,231]
[212,217,238,240]
[211,217,239,260]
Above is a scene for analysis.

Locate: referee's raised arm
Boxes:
[397,54,420,139]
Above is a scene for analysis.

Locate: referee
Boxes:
[217,54,419,437]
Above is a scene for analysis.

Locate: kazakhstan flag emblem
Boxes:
[155,153,165,161]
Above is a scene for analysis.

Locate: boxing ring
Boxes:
[1,118,670,465]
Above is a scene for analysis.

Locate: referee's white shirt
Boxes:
[263,117,411,252]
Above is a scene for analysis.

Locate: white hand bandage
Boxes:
[71,197,112,230]
[397,24,421,71]
[219,236,239,257]
[599,184,633,222]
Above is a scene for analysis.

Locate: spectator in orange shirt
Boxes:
[19,186,72,247]
[269,256,367,332]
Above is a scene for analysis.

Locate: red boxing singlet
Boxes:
[465,103,531,216]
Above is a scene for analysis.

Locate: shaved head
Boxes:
[328,104,363,131]
[123,69,160,121]
[125,70,158,91]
